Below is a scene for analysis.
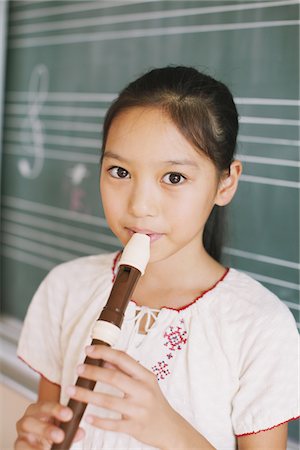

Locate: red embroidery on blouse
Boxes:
[153,320,188,381]
[152,361,171,381]
[164,325,188,352]
[235,416,300,437]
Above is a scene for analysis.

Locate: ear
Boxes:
[215,160,242,206]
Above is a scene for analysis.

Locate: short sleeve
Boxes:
[232,300,300,436]
[17,266,66,385]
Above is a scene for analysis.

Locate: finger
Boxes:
[15,435,41,450]
[85,345,153,382]
[73,427,86,443]
[84,414,129,434]
[76,363,140,397]
[66,385,136,418]
[17,416,65,445]
[17,403,72,432]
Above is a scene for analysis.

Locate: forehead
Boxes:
[104,107,207,164]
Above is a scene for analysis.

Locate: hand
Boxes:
[66,345,185,449]
[15,401,85,449]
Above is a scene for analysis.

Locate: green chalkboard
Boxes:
[1,0,299,440]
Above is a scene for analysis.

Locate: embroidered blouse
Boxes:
[18,252,299,450]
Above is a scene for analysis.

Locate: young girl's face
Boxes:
[100,107,221,264]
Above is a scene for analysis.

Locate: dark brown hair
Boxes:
[101,66,239,261]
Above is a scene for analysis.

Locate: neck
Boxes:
[131,242,226,309]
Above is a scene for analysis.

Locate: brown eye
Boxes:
[109,167,130,179]
[163,172,186,185]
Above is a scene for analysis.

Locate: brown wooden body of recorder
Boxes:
[51,264,141,450]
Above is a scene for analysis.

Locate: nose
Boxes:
[128,181,159,218]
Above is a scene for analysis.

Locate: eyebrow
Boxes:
[103,151,199,167]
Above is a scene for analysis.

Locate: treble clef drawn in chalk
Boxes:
[19,64,49,179]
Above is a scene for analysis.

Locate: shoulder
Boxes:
[45,251,119,288]
[212,268,297,333]
[222,268,291,314]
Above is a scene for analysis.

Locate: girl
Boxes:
[15,66,299,450]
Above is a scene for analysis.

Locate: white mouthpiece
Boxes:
[119,233,150,275]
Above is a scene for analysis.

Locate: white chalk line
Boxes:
[6,92,299,106]
[4,144,100,164]
[8,20,300,48]
[5,131,101,149]
[9,1,299,36]
[10,0,158,22]
[2,222,112,257]
[224,247,300,270]
[5,103,107,117]
[239,116,300,126]
[2,195,108,228]
[238,135,300,147]
[2,233,77,262]
[1,245,56,271]
[240,174,300,189]
[5,118,102,133]
[244,270,300,291]
[236,154,300,168]
[2,209,120,247]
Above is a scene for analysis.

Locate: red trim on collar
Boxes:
[235,416,300,437]
[111,252,230,312]
[111,251,122,283]
[171,267,230,312]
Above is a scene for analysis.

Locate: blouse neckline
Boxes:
[111,251,230,313]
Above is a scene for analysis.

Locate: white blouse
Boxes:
[18,252,299,450]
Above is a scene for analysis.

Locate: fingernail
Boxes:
[85,415,93,424]
[85,345,94,354]
[77,364,85,374]
[66,386,76,396]
[60,408,72,420]
[51,430,63,441]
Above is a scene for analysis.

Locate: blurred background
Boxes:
[0,0,299,447]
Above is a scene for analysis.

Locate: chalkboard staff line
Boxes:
[5,118,102,133]
[240,175,299,189]
[5,104,107,118]
[3,209,300,293]
[223,247,299,270]
[2,222,118,257]
[6,92,300,106]
[3,139,299,168]
[8,0,298,35]
[1,245,55,271]
[2,195,106,226]
[238,136,299,147]
[10,0,156,21]
[4,120,300,147]
[243,271,300,292]
[2,233,78,262]
[2,195,299,271]
[4,144,100,164]
[2,209,120,247]
[5,104,300,126]
[8,20,299,48]
[239,117,300,126]
[3,147,300,188]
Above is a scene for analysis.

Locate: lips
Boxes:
[126,228,163,243]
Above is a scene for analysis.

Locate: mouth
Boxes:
[126,228,163,243]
